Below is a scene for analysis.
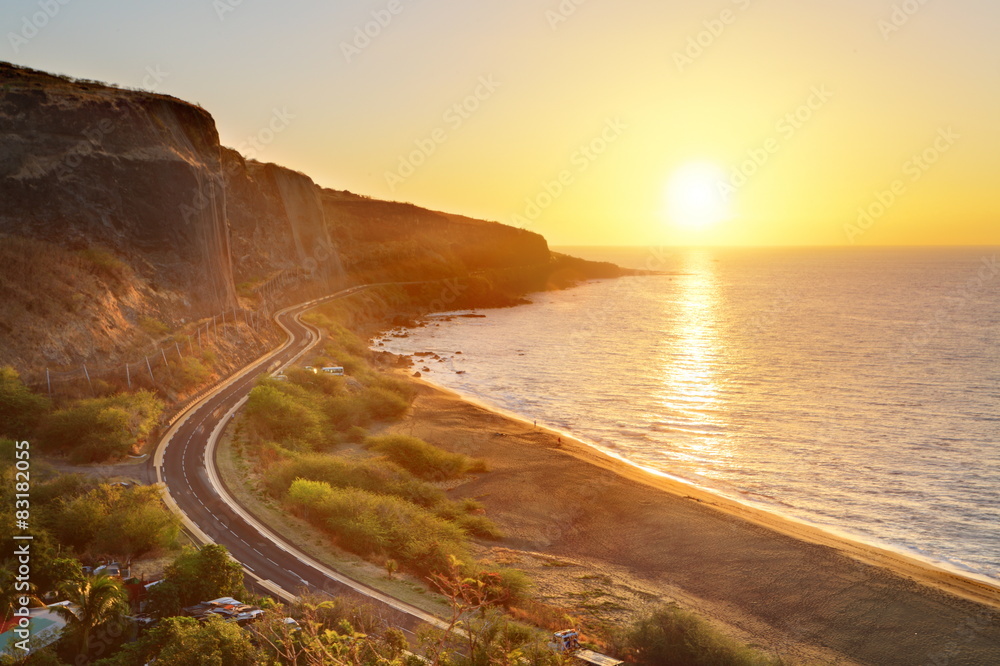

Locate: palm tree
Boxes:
[51,574,129,657]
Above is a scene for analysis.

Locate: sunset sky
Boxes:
[3,0,997,246]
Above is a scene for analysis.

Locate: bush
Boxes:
[47,483,179,563]
[361,386,410,420]
[287,367,344,396]
[365,435,481,481]
[139,316,169,337]
[245,383,325,448]
[623,605,784,666]
[0,366,51,438]
[78,247,129,283]
[265,454,445,507]
[40,390,162,462]
[324,393,370,430]
[453,514,503,540]
[178,355,212,388]
[286,479,468,576]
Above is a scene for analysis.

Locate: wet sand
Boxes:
[384,376,1000,665]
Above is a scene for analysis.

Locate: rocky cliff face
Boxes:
[0,61,566,374]
[322,189,551,285]
[0,62,237,313]
[222,149,340,290]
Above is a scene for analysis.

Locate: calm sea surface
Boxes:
[376,247,1000,581]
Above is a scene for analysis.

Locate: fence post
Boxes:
[197,326,202,348]
[146,356,155,382]
[161,348,169,366]
[83,364,93,392]
[175,342,183,359]
[46,368,51,397]
[126,362,132,390]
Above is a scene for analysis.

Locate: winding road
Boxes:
[153,286,448,636]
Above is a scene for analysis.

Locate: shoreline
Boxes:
[409,375,1000,609]
[384,371,1000,664]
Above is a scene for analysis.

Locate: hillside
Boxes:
[0,61,627,388]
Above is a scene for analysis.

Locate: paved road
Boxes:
[154,286,446,637]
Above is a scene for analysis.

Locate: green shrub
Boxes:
[287,368,344,396]
[286,479,468,576]
[453,514,503,540]
[365,435,481,481]
[78,247,129,283]
[245,383,325,448]
[40,390,162,463]
[623,605,784,666]
[139,316,170,337]
[0,366,51,438]
[321,388,408,430]
[47,484,179,563]
[178,356,212,388]
[324,393,369,430]
[266,454,445,508]
[361,386,410,420]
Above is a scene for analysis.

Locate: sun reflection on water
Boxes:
[655,251,731,472]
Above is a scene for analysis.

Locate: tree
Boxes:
[250,598,409,666]
[93,616,261,666]
[48,484,179,565]
[146,544,245,617]
[40,391,162,463]
[0,366,50,438]
[425,558,563,666]
[51,574,129,658]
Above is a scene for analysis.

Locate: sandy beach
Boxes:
[382,375,1000,665]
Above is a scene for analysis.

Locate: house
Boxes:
[182,597,264,626]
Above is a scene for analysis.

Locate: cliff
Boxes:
[0,61,621,381]
[222,150,341,291]
[322,189,551,285]
[0,62,237,311]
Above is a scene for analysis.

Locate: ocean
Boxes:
[375,247,1000,583]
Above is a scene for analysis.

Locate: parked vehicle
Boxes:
[550,630,623,665]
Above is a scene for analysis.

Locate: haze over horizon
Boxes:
[3,0,997,247]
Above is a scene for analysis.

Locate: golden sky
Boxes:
[4,0,998,245]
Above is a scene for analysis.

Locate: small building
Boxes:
[182,597,264,626]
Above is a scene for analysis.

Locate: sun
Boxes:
[665,162,731,230]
